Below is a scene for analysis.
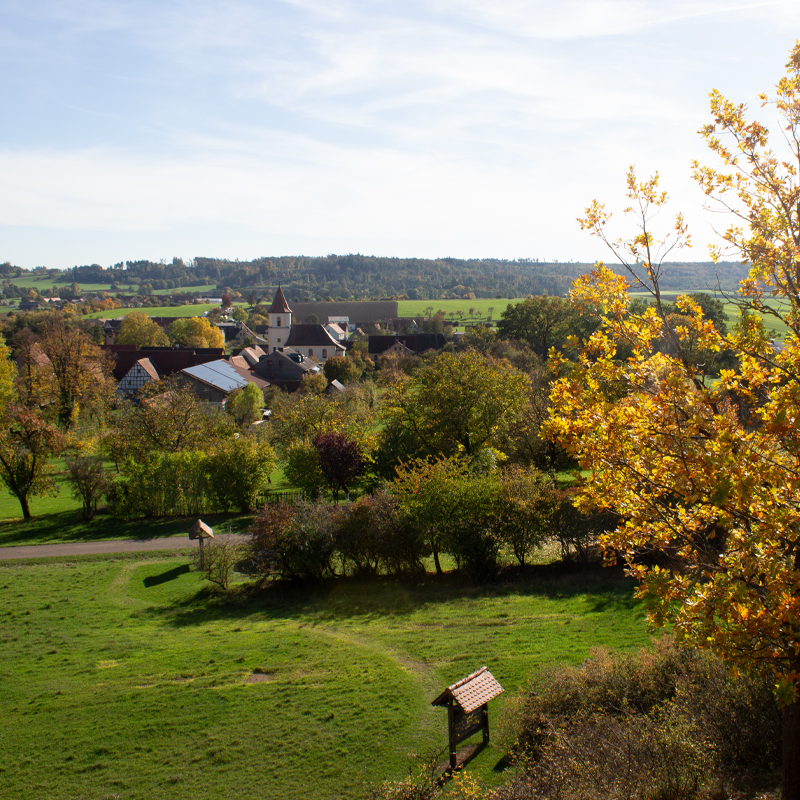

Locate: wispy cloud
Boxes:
[0,0,798,266]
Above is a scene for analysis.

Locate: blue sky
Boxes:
[1,0,798,268]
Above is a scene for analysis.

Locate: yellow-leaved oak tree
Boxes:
[546,44,800,800]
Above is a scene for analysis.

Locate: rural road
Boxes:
[0,534,249,561]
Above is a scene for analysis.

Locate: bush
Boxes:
[205,433,275,512]
[248,500,340,582]
[192,534,242,590]
[66,455,109,520]
[496,637,780,800]
[336,490,427,577]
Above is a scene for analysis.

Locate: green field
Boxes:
[0,553,649,800]
[9,274,218,297]
[83,303,220,320]
[398,299,518,324]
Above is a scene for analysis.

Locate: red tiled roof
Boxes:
[431,667,504,713]
[268,286,292,314]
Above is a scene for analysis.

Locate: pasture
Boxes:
[0,553,650,800]
[398,299,514,324]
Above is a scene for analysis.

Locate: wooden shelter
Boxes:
[431,667,504,770]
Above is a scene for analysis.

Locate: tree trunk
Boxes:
[784,699,800,800]
[433,547,443,575]
[18,493,31,520]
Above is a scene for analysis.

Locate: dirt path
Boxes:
[0,534,249,561]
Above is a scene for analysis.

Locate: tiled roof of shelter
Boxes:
[431,667,504,713]
[268,286,292,314]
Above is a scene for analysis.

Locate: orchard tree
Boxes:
[547,45,800,800]
[381,350,530,465]
[0,403,65,519]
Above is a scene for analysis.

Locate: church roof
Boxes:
[268,286,292,314]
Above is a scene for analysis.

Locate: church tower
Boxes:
[268,286,292,353]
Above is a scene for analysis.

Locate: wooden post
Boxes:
[448,699,457,770]
[199,536,205,570]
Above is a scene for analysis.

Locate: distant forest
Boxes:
[2,255,750,299]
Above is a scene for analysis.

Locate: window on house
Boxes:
[277,317,282,327]
[308,349,314,358]
[322,349,327,359]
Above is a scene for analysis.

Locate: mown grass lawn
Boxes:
[0,554,650,800]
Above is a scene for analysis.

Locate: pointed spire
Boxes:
[268,285,292,314]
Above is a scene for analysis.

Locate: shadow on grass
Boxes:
[0,510,255,547]
[144,560,640,628]
[143,563,191,587]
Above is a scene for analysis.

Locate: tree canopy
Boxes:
[548,44,800,800]
[380,350,531,465]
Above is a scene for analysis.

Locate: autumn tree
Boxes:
[547,45,800,800]
[115,311,169,348]
[38,317,113,429]
[168,316,224,349]
[0,403,65,519]
[105,376,235,466]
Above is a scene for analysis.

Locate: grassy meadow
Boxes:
[398,299,514,325]
[0,552,650,800]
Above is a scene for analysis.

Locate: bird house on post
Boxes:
[188,519,214,569]
[431,666,504,771]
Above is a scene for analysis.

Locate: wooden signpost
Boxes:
[188,519,214,569]
[431,666,504,771]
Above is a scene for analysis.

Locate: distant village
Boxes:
[93,287,449,404]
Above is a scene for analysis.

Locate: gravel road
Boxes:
[0,534,249,561]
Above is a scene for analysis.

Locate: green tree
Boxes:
[226,382,263,427]
[323,356,362,384]
[548,44,800,800]
[496,294,578,358]
[493,466,557,567]
[380,350,530,466]
[392,456,500,577]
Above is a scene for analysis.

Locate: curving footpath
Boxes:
[0,534,248,561]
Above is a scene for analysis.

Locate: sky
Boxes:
[1,0,798,269]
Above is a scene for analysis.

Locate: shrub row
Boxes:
[248,493,428,581]
[109,436,274,517]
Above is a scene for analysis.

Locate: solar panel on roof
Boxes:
[183,361,246,392]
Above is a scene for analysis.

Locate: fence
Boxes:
[255,490,306,507]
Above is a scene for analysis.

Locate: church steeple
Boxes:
[268,286,292,353]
